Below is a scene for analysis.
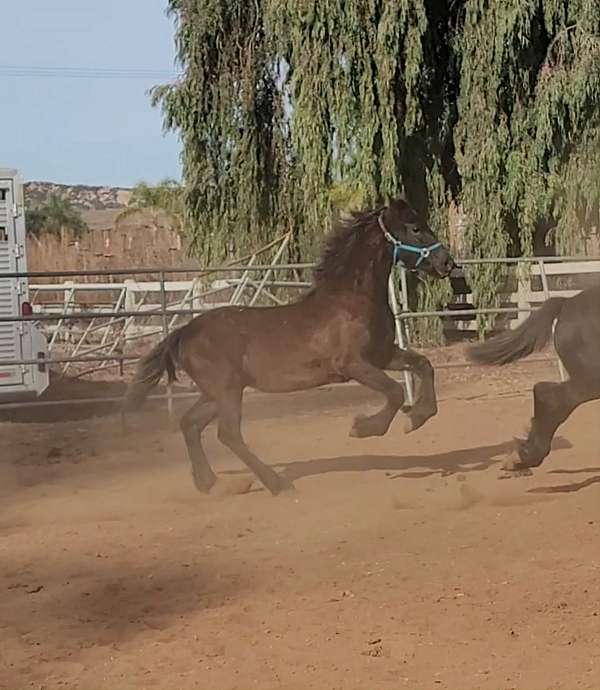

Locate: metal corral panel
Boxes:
[0,169,49,399]
[0,178,23,388]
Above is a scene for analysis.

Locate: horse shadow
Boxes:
[274,437,574,483]
[528,465,600,495]
[221,437,570,485]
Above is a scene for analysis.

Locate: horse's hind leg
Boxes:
[180,396,217,492]
[215,384,289,496]
[386,347,437,432]
[508,380,599,471]
[346,359,405,438]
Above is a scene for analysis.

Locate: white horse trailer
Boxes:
[0,169,49,401]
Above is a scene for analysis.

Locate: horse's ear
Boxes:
[387,189,408,209]
[374,193,388,209]
[388,196,408,212]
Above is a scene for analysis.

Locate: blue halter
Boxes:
[378,214,442,270]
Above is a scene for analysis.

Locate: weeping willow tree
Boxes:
[456,0,600,329]
[154,0,600,340]
[152,0,458,340]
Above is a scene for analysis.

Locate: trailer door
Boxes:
[0,179,24,387]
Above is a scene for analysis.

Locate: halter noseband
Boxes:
[378,214,442,270]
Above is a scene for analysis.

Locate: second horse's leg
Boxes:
[386,347,437,432]
[180,396,218,492]
[506,380,599,472]
[346,359,406,438]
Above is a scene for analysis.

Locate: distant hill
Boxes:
[24,181,134,231]
[24,181,132,211]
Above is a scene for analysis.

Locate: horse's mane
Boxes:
[313,208,382,285]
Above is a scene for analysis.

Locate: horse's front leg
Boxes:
[505,380,598,473]
[385,347,437,433]
[345,359,406,438]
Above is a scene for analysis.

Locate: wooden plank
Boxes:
[508,289,582,303]
[32,282,128,291]
[124,281,196,292]
[531,261,600,275]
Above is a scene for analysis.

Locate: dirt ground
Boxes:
[2,358,600,690]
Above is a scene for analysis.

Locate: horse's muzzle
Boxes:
[433,253,457,277]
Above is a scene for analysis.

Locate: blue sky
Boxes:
[0,0,181,186]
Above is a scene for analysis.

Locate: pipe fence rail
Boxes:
[0,254,599,413]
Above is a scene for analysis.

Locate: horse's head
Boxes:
[379,198,455,278]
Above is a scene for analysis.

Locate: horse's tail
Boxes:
[124,327,185,412]
[467,297,566,366]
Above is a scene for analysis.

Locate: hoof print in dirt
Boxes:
[500,468,534,479]
[498,462,534,479]
[211,477,255,497]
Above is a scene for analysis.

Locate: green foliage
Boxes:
[456,0,600,330]
[152,0,458,264]
[329,183,368,215]
[118,178,185,231]
[25,207,48,236]
[154,0,600,338]
[25,194,87,237]
[151,0,285,262]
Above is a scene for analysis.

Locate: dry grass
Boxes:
[25,214,299,312]
[27,212,192,281]
[25,212,197,310]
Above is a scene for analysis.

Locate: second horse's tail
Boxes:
[123,327,185,411]
[467,297,566,366]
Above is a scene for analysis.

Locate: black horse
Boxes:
[125,198,454,495]
[468,284,600,473]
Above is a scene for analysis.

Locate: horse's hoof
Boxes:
[258,468,295,497]
[404,410,433,434]
[499,452,533,478]
[192,472,217,494]
[277,471,296,491]
[275,478,298,498]
[514,436,548,469]
[350,415,383,438]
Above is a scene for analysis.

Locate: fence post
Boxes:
[248,234,291,307]
[515,263,529,329]
[538,259,566,383]
[191,277,202,313]
[231,253,257,305]
[63,280,75,345]
[123,279,139,340]
[48,280,74,351]
[159,271,174,419]
[388,269,415,406]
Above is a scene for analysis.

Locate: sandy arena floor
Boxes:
[1,359,600,690]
